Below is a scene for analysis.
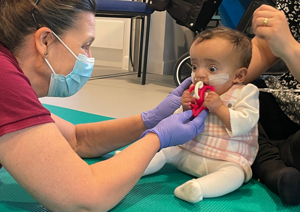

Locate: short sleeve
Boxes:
[0,54,54,137]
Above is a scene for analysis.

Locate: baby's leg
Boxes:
[194,160,244,197]
[143,146,186,176]
[174,158,244,203]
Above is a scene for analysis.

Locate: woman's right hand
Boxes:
[252,4,298,59]
[141,110,208,150]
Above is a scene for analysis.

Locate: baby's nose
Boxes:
[193,74,207,84]
[194,75,206,80]
[194,68,207,80]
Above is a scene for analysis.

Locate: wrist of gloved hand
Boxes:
[141,110,208,151]
[141,110,161,129]
[140,128,162,148]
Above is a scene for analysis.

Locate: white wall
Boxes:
[91,17,131,70]
[91,10,191,75]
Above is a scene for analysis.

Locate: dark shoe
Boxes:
[278,167,300,205]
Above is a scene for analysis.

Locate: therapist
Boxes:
[0,0,207,212]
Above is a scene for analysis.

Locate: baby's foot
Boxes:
[174,179,203,203]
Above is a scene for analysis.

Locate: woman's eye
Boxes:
[82,44,90,51]
[209,66,218,72]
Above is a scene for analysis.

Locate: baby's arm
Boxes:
[228,84,259,136]
[203,84,259,135]
[203,91,231,130]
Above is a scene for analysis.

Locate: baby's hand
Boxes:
[181,86,195,111]
[203,91,223,113]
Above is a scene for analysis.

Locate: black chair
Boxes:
[95,0,154,85]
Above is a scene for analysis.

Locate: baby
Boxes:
[142,27,260,203]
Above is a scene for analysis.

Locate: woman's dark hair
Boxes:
[194,27,252,68]
[0,0,96,53]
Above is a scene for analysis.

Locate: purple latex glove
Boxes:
[141,77,192,129]
[141,110,208,150]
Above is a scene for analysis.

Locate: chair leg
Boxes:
[142,15,151,85]
[138,17,145,78]
[129,19,134,70]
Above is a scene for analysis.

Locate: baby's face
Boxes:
[190,37,240,95]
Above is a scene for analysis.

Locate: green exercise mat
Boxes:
[0,104,299,212]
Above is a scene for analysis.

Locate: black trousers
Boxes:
[251,79,300,204]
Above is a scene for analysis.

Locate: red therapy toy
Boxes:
[188,81,215,117]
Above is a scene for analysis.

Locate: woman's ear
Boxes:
[233,67,247,84]
[34,27,54,57]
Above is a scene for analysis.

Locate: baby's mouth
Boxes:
[194,80,209,86]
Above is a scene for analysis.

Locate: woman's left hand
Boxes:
[141,77,192,129]
[141,110,208,150]
[252,4,298,59]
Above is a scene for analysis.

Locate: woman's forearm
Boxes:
[0,122,160,212]
[280,39,300,82]
[90,133,160,211]
[75,114,147,158]
[244,37,279,84]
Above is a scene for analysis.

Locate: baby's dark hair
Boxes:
[194,27,252,68]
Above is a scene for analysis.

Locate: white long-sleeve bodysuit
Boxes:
[143,83,259,202]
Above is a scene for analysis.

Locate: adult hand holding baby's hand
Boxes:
[203,91,223,113]
[141,110,208,150]
[141,77,192,129]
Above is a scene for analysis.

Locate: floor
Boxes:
[39,66,177,119]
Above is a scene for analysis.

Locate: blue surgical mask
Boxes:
[45,31,95,97]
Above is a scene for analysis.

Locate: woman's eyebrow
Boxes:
[85,37,95,44]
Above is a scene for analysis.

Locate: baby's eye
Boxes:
[192,65,198,71]
[209,66,218,72]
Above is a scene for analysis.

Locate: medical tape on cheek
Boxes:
[191,68,204,84]
[208,73,229,86]
[191,71,196,84]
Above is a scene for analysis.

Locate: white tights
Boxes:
[143,146,244,203]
